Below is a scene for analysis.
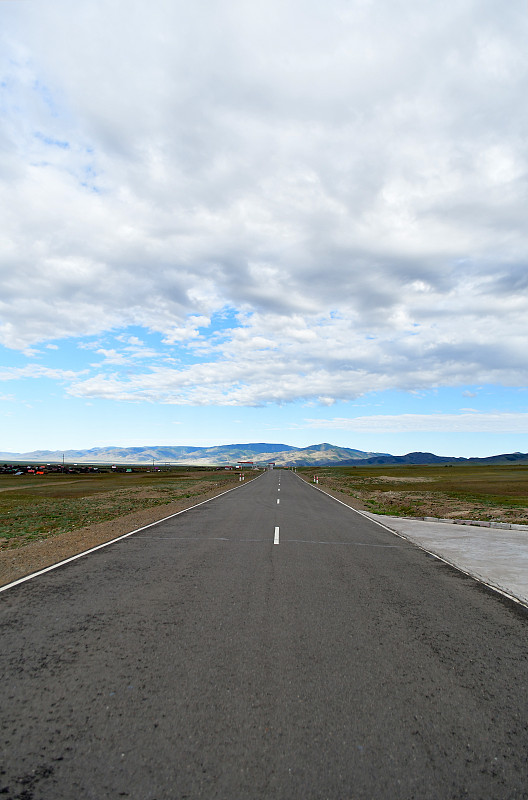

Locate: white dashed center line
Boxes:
[274,526,280,545]
[277,498,280,504]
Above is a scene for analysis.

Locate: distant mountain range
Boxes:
[1,442,527,467]
[0,442,387,467]
[336,451,528,466]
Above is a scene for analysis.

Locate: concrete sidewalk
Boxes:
[361,510,528,608]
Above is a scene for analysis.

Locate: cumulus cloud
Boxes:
[63,309,528,406]
[1,0,528,405]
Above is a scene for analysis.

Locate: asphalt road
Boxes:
[1,470,527,799]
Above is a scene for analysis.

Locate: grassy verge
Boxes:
[0,470,253,549]
[298,464,528,525]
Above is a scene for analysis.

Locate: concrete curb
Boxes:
[400,516,528,532]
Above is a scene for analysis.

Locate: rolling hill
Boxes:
[0,442,387,466]
[1,443,526,467]
[335,451,528,466]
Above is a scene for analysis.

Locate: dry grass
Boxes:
[0,470,250,550]
[300,464,528,525]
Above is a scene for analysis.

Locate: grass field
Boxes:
[0,470,248,549]
[299,464,528,525]
[4,464,527,551]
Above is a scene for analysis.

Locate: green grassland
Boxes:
[0,469,248,549]
[299,464,528,524]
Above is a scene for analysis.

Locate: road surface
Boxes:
[1,469,527,799]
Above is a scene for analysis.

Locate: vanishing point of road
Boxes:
[1,469,527,799]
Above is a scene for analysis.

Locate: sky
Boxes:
[1,0,528,457]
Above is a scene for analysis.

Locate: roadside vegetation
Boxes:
[0,469,251,549]
[298,464,528,525]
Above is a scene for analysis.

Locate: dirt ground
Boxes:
[0,482,237,588]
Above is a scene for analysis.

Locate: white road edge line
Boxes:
[274,526,280,545]
[295,473,528,609]
[0,474,263,594]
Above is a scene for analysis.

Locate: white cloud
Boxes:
[0,365,84,381]
[61,308,528,406]
[1,0,528,406]
[93,349,130,366]
[304,412,528,434]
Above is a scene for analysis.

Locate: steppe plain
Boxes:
[2,464,528,587]
[298,463,528,524]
